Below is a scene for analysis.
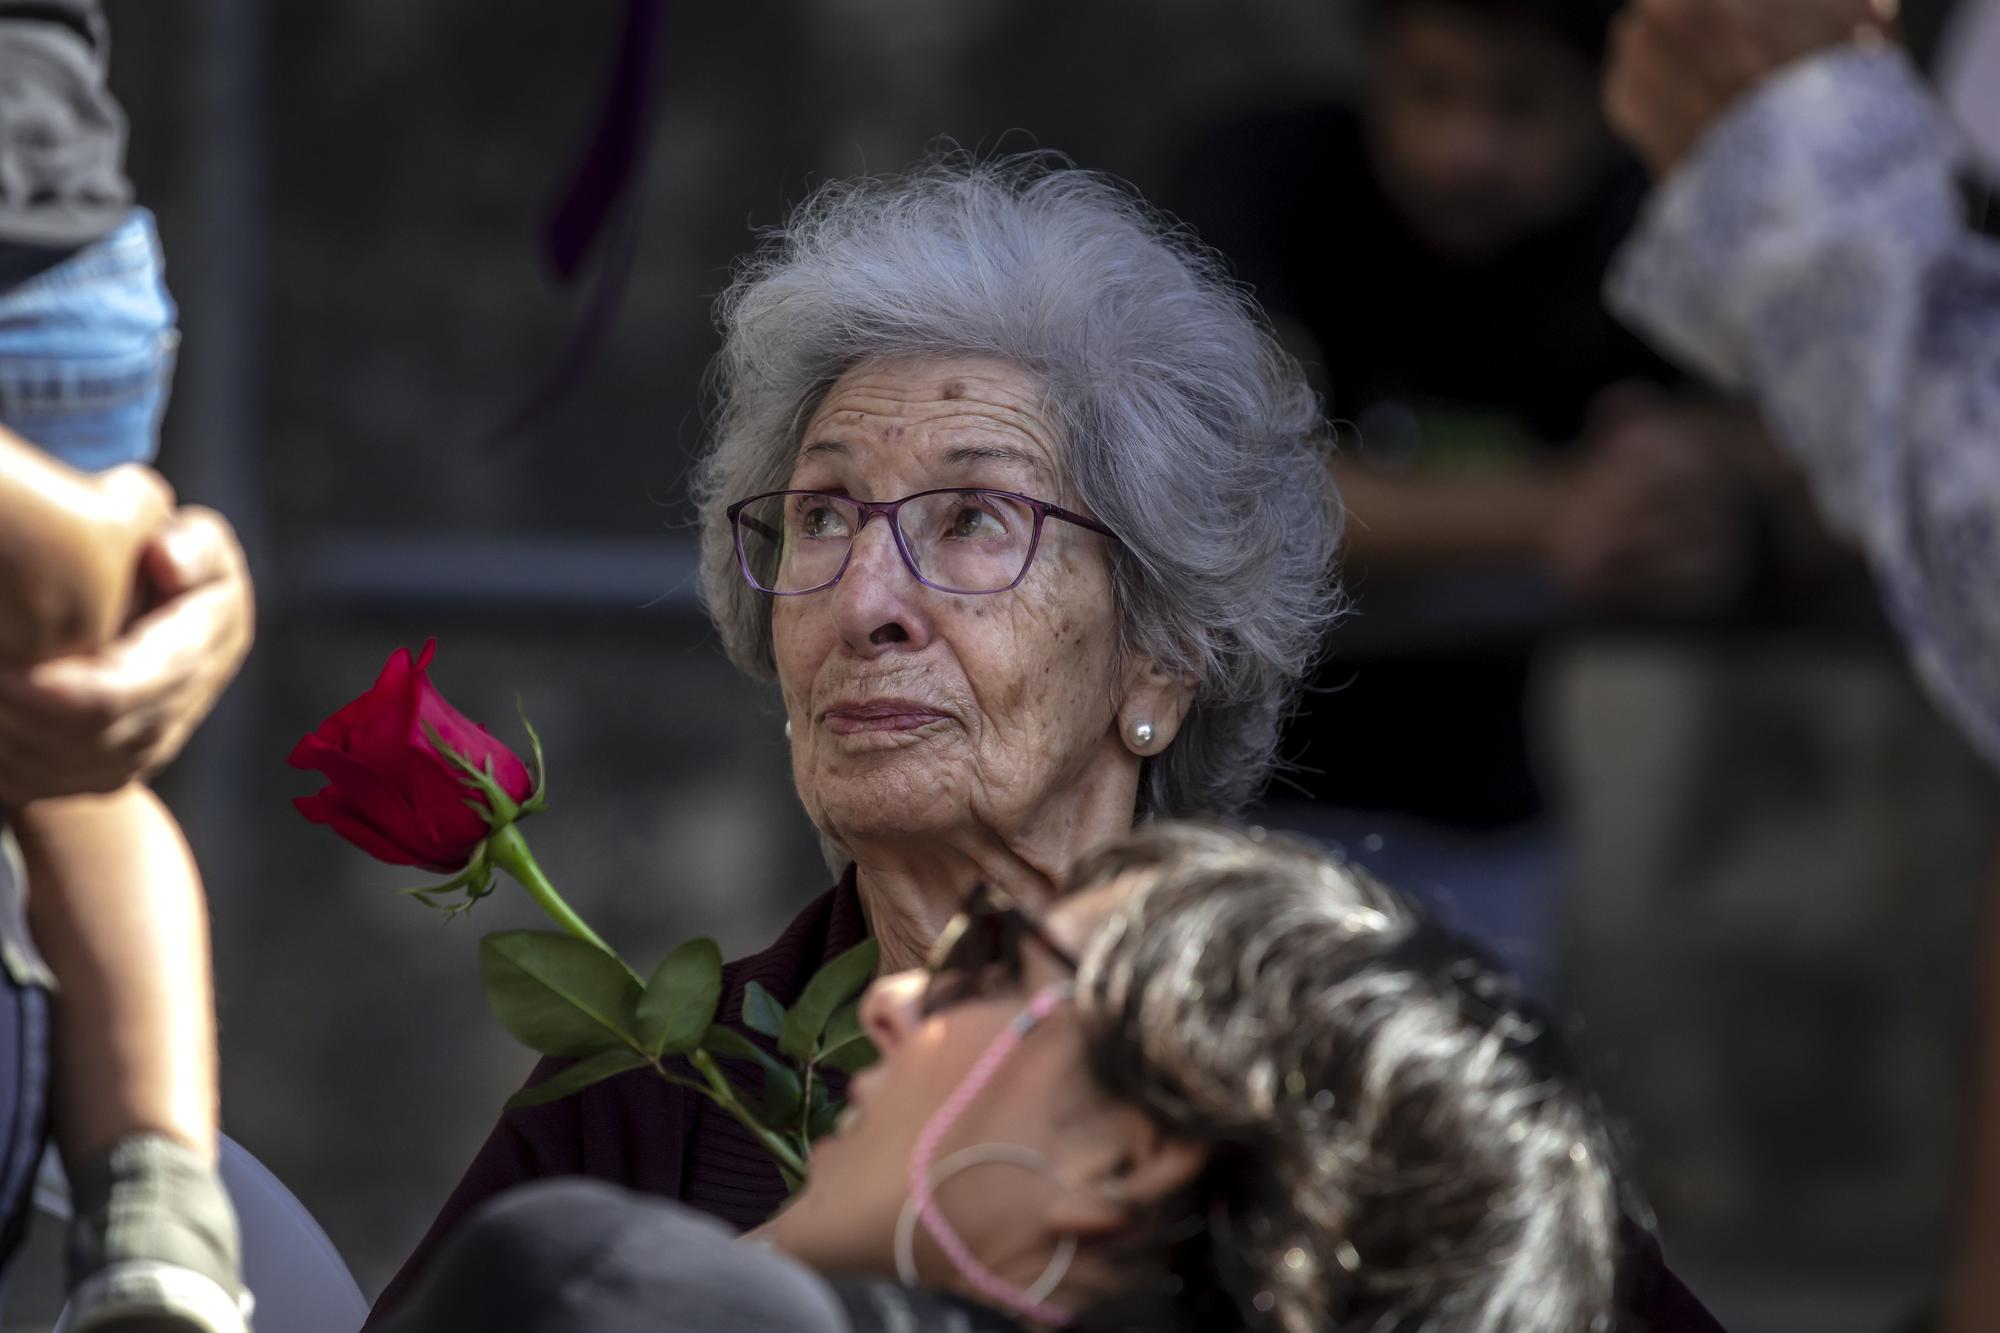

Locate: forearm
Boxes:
[1335,461,1566,570]
[1609,46,2000,764]
[16,783,219,1163]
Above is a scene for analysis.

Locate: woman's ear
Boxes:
[1115,655,1195,758]
[1046,1105,1207,1239]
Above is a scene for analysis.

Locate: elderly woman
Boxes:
[377,821,1658,1332]
[369,156,1340,1318]
[372,157,1722,1331]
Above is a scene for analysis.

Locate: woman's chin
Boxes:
[806,767,969,843]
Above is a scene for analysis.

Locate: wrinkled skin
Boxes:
[770,356,1191,969]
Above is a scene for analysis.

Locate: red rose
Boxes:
[290,640,533,872]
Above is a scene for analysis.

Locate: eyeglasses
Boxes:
[921,881,1081,1017]
[726,488,1118,596]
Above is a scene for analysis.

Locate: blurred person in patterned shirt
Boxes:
[1603,4,2000,1329]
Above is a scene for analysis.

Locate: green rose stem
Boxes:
[421,717,821,1185]
[689,1049,809,1183]
[483,823,631,976]
[485,822,808,1179]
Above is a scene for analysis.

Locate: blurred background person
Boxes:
[1601,1,2000,1328]
[1168,0,1836,988]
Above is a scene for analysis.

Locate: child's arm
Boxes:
[12,785,218,1164]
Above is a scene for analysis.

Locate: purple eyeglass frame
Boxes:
[726,487,1119,596]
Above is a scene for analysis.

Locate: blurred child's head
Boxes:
[1364,0,1621,258]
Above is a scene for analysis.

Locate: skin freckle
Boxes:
[940,381,966,400]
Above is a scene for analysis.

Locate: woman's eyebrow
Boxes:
[942,442,1052,484]
[793,438,1053,485]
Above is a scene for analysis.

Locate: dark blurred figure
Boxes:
[1171,0,1820,976]
[1602,2,2000,1327]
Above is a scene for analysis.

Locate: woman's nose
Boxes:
[831,518,931,654]
[859,969,928,1052]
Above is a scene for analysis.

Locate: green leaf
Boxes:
[742,981,787,1039]
[636,938,723,1057]
[761,1062,804,1127]
[817,999,879,1074]
[701,1024,791,1079]
[480,930,642,1057]
[504,1049,649,1109]
[780,938,879,1063]
[819,999,864,1056]
[820,1035,880,1075]
[808,1083,845,1141]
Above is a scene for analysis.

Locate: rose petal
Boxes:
[290,639,519,873]
[290,740,479,867]
[406,673,533,802]
[294,792,428,868]
[288,648,426,765]
[399,760,495,857]
[290,738,425,827]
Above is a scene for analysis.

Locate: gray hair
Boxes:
[693,154,1344,816]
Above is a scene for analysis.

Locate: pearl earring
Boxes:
[1129,720,1154,749]
[785,720,793,740]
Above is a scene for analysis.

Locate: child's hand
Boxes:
[0,506,253,804]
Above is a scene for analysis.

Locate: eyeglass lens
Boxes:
[736,491,1039,594]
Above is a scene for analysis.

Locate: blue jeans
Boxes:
[0,208,179,1299]
[0,207,177,472]
[0,961,49,1283]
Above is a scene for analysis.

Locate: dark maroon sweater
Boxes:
[367,870,1725,1332]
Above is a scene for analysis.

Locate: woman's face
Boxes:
[765,879,1156,1286]
[770,356,1142,860]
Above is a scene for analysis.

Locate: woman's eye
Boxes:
[946,504,1006,540]
[798,504,848,539]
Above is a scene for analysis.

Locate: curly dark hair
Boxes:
[1065,822,1631,1333]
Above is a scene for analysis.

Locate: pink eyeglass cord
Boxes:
[906,984,1075,1328]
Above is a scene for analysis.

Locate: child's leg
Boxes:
[13,787,243,1330]
[15,786,216,1166]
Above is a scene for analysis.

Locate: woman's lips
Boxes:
[822,699,951,735]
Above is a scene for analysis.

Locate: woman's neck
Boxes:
[852,837,1060,975]
[847,781,1138,975]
